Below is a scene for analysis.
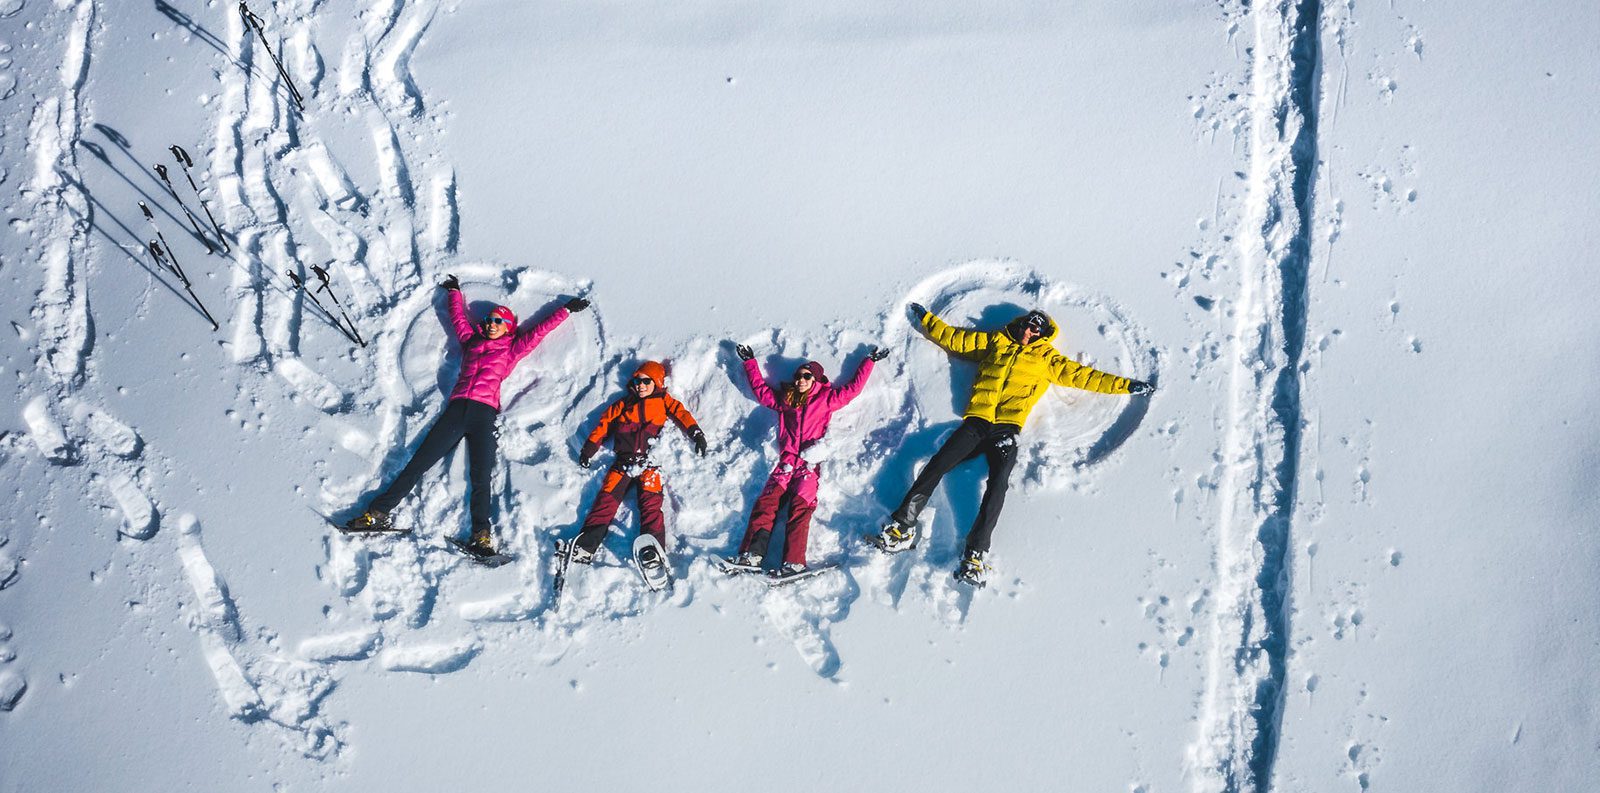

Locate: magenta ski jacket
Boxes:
[742,357,875,461]
[446,289,570,411]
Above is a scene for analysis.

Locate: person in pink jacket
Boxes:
[344,274,589,557]
[728,343,888,575]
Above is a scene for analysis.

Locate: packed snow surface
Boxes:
[1,1,1598,792]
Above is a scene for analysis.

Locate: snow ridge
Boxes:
[1191,1,1322,792]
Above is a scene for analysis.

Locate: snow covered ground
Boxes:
[1,1,1597,791]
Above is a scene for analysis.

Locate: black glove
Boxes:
[1127,380,1154,396]
[578,455,592,469]
[578,441,599,468]
[688,427,708,457]
[867,346,889,361]
[440,273,460,291]
[564,296,590,313]
[908,302,929,321]
[735,344,754,361]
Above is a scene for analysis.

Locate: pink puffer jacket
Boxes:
[446,289,570,411]
[742,357,874,460]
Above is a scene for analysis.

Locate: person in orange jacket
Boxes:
[564,361,707,568]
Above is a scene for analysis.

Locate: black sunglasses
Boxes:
[794,372,815,380]
[630,376,654,386]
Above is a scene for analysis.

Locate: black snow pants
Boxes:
[890,416,1019,554]
[370,398,499,534]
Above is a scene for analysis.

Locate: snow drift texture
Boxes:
[1,1,1598,792]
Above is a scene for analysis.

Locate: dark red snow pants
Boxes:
[738,458,820,566]
[575,465,666,555]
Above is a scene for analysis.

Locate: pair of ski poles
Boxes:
[154,144,228,255]
[286,265,367,347]
[140,201,220,331]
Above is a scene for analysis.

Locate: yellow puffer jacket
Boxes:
[921,310,1132,428]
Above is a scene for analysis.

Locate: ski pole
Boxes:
[285,269,330,314]
[150,240,220,330]
[309,264,366,347]
[138,201,187,283]
[239,2,305,111]
[286,269,363,347]
[154,163,217,254]
[169,144,229,253]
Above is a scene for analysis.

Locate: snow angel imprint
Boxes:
[343,274,590,558]
[868,305,1152,587]
[561,361,708,578]
[726,343,887,578]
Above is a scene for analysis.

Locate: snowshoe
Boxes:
[551,539,593,603]
[632,535,672,592]
[716,551,764,575]
[340,510,405,534]
[445,536,514,568]
[766,562,839,587]
[864,519,918,554]
[953,549,989,589]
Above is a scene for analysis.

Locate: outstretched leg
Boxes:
[368,400,470,516]
[576,469,634,555]
[740,465,795,558]
[635,467,668,548]
[890,417,988,526]
[781,465,820,566]
[963,429,1019,554]
[460,401,500,536]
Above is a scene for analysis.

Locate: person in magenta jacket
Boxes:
[344,274,589,556]
[729,343,888,574]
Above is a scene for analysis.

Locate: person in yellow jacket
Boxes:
[869,304,1153,586]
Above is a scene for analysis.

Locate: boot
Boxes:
[465,528,496,557]
[343,509,398,533]
[868,518,918,553]
[954,548,989,588]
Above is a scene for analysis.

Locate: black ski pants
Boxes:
[891,416,1019,554]
[369,398,499,533]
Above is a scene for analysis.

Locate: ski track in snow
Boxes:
[1189,1,1322,792]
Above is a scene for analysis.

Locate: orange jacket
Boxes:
[580,362,701,464]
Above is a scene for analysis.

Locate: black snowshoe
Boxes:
[445,532,514,568]
[341,510,406,535]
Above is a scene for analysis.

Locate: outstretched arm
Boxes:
[664,395,708,456]
[827,357,876,408]
[663,394,701,434]
[741,358,781,411]
[1046,351,1132,394]
[921,312,991,358]
[580,399,626,464]
[446,288,476,343]
[510,306,572,360]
